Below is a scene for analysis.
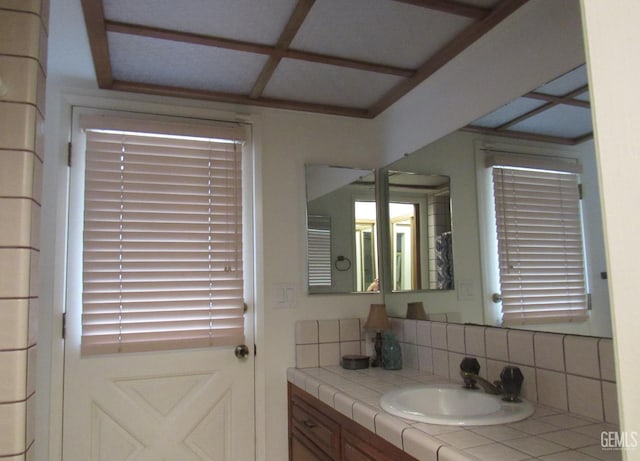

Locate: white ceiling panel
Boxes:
[509,105,593,138]
[535,64,588,96]
[108,32,268,94]
[471,97,547,128]
[103,0,299,45]
[86,0,591,136]
[291,0,473,69]
[263,58,403,109]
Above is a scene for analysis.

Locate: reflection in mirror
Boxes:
[354,201,378,292]
[386,171,453,292]
[305,165,378,294]
[379,58,615,337]
[381,128,612,337]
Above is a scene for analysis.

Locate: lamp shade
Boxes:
[406,302,427,320]
[366,304,390,331]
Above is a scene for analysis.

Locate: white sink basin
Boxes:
[380,383,534,426]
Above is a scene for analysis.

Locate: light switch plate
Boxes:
[273,283,296,308]
[457,280,475,301]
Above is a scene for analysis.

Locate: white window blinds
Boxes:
[492,163,588,325]
[307,215,332,287]
[80,117,246,355]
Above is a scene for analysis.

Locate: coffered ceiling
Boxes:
[81,0,592,144]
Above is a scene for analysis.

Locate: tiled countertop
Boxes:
[287,366,623,461]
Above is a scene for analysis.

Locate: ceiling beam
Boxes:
[110,80,371,118]
[250,0,315,99]
[106,20,414,77]
[392,0,491,19]
[525,85,590,108]
[106,20,274,56]
[497,84,591,130]
[461,125,584,145]
[80,0,113,88]
[369,0,530,117]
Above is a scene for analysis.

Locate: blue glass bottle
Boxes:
[382,331,402,370]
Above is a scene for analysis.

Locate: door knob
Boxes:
[235,344,250,359]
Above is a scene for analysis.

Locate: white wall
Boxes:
[581,0,640,449]
[257,110,385,459]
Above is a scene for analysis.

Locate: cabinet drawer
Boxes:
[291,395,340,460]
[291,434,323,461]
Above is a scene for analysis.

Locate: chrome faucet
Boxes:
[459,357,524,402]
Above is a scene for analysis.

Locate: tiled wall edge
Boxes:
[293,318,618,425]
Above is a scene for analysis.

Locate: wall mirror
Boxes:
[305,165,379,294]
[381,65,613,338]
[384,171,453,292]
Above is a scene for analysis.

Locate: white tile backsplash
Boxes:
[507,330,535,366]
[567,374,603,421]
[485,328,508,361]
[339,340,361,357]
[446,323,465,353]
[564,335,600,379]
[598,338,616,382]
[318,320,339,343]
[295,344,319,368]
[417,345,433,373]
[537,369,568,411]
[319,342,340,367]
[601,381,619,425]
[431,322,448,349]
[534,332,565,372]
[432,348,449,377]
[464,325,485,357]
[295,318,617,426]
[295,320,318,345]
[416,321,431,346]
[403,319,418,345]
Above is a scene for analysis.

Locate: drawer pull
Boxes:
[303,419,317,429]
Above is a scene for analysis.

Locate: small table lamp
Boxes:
[366,303,390,367]
[406,301,427,320]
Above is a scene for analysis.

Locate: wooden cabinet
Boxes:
[291,435,326,461]
[288,383,417,461]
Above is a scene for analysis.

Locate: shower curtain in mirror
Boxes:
[436,231,453,289]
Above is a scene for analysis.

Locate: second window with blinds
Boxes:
[484,153,589,326]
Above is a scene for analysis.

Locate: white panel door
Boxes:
[62,109,255,461]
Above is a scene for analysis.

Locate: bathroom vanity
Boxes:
[287,366,620,461]
[289,382,416,461]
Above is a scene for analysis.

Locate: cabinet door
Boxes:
[291,435,323,461]
[342,429,407,461]
[290,396,340,459]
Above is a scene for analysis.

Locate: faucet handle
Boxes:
[459,357,481,389]
[500,366,524,402]
[460,357,481,375]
